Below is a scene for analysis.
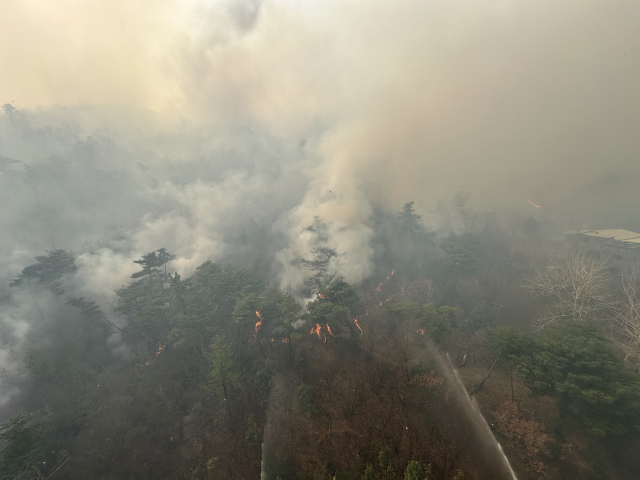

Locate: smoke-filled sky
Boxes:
[1,0,640,407]
[4,0,640,201]
[2,0,640,282]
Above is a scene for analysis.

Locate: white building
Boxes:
[567,229,640,265]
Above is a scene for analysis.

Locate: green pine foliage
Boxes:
[304,276,359,334]
[489,323,640,436]
[378,446,395,479]
[439,233,483,273]
[361,463,376,480]
[0,416,46,479]
[521,323,640,436]
[10,249,77,296]
[403,460,423,480]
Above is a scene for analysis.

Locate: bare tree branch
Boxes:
[526,252,616,329]
[611,267,640,369]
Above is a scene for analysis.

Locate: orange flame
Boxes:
[310,270,397,340]
[326,324,336,337]
[375,270,395,291]
[311,323,322,338]
[282,338,289,343]
[528,200,541,208]
[416,329,425,335]
[254,311,264,338]
[353,317,363,335]
[156,344,165,356]
[310,323,328,342]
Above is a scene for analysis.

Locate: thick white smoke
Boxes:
[278,151,375,290]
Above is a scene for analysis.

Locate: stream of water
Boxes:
[259,349,518,479]
[431,349,518,480]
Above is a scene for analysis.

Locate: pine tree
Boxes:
[10,249,77,297]
[403,460,423,480]
[398,201,423,241]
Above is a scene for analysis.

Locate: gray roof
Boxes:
[577,229,640,244]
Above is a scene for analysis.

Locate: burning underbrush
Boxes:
[8,221,640,480]
[260,318,524,480]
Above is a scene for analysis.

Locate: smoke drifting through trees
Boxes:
[2,1,640,478]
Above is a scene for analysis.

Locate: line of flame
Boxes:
[311,270,396,339]
[374,269,395,292]
[353,317,363,335]
[326,324,336,337]
[254,310,264,339]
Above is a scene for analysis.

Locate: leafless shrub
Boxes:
[494,400,550,477]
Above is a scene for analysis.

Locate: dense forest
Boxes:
[4,1,640,478]
[2,194,640,480]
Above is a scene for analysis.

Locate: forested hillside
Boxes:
[2,202,640,480]
[3,1,640,478]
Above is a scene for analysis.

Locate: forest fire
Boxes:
[353,317,363,335]
[5,2,637,478]
[326,324,336,337]
[254,311,264,338]
[310,323,337,342]
[374,270,395,292]
[310,271,396,340]
[310,323,323,339]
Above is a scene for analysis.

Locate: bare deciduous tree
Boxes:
[526,252,616,329]
[611,268,640,369]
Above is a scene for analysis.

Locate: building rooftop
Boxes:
[577,229,640,244]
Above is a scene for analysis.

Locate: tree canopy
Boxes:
[491,323,640,436]
[10,249,77,296]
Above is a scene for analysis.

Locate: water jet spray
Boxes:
[429,345,518,480]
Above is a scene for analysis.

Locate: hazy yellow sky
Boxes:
[3,0,640,207]
[2,0,640,290]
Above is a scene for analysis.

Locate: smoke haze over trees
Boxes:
[2,1,640,479]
